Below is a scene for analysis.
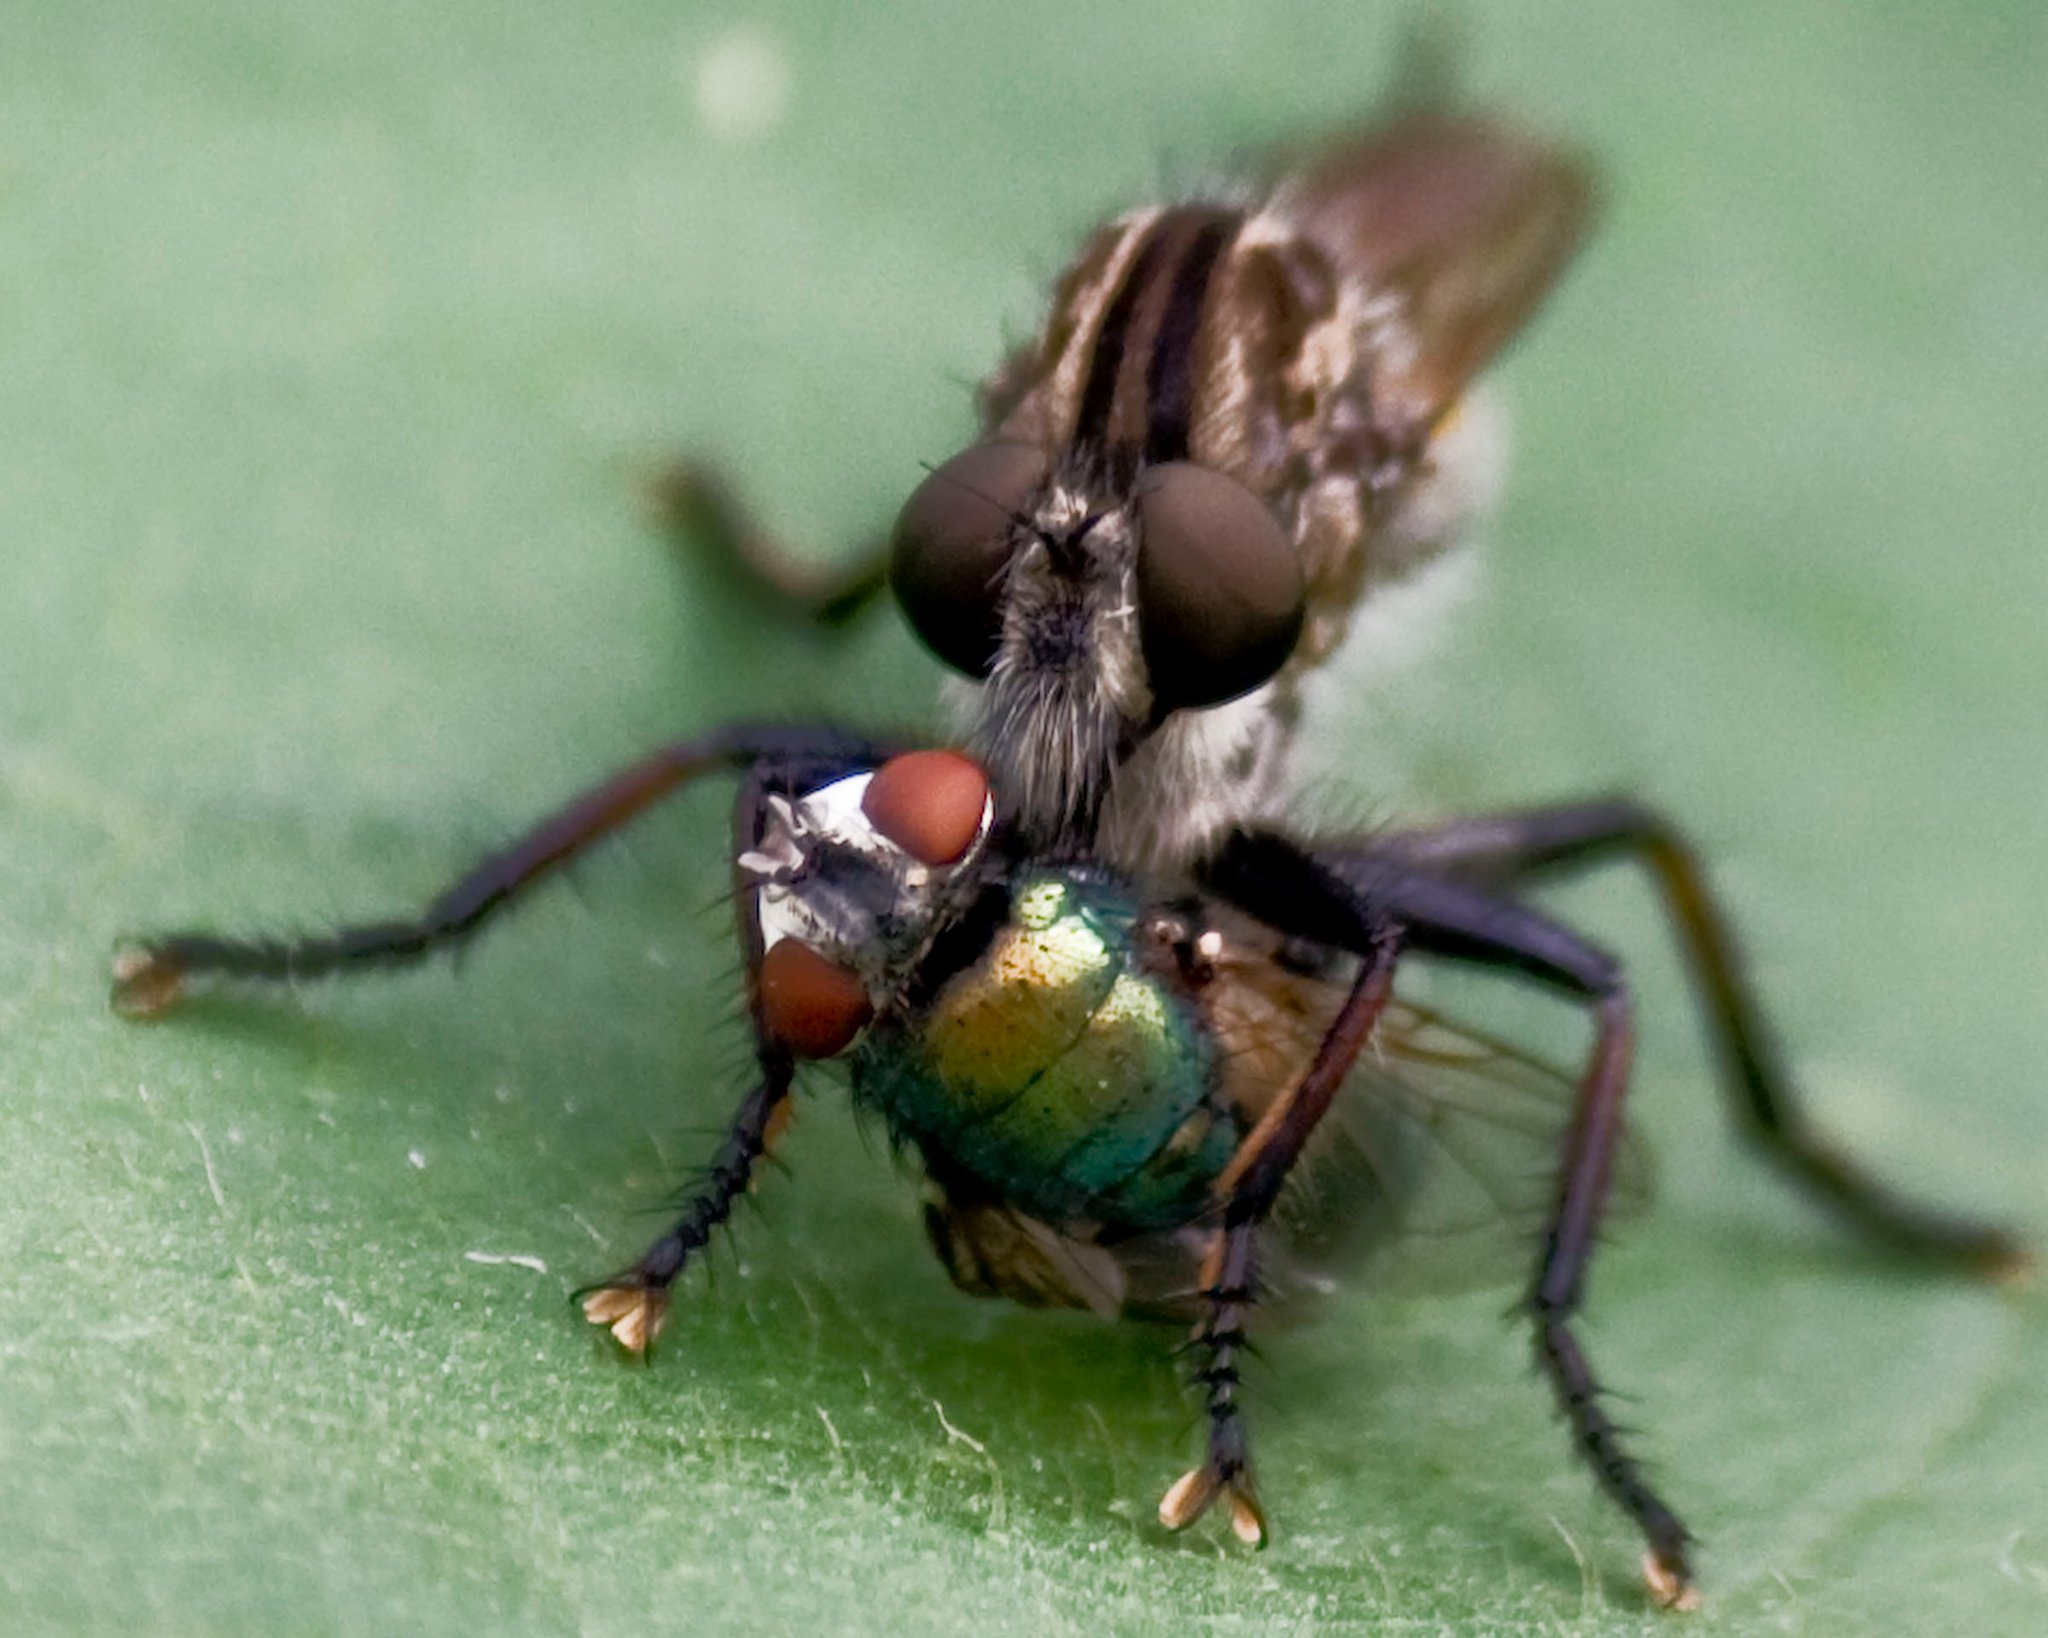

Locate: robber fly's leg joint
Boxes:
[1369,797,2030,1279]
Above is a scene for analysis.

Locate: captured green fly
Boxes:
[115,91,2027,1610]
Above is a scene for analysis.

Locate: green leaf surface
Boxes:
[4,4,2044,1634]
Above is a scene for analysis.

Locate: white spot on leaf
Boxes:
[689,26,791,143]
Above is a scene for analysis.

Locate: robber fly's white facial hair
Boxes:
[972,486,1149,852]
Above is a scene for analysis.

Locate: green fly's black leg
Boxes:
[577,1066,794,1355]
[112,724,896,1015]
[1160,915,1404,1547]
[647,457,891,628]
[577,755,828,1355]
[1361,798,2027,1278]
[1209,830,1697,1605]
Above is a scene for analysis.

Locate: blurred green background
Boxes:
[3,3,2043,1634]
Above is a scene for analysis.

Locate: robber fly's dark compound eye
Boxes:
[759,937,872,1059]
[1134,463,1304,711]
[862,749,990,866]
[889,441,1048,677]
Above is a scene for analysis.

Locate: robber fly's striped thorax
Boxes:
[889,125,1586,873]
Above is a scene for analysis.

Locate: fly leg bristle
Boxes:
[1158,1220,1268,1548]
[576,1074,789,1360]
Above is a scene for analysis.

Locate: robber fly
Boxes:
[113,100,2024,1609]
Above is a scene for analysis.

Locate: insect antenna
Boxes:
[911,455,1038,540]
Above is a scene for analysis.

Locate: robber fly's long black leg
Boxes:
[1363,798,2026,1277]
[647,457,891,628]
[1160,850,1406,1545]
[112,723,895,1015]
[577,759,820,1355]
[1210,831,1696,1605]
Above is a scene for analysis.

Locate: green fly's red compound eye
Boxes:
[758,938,872,1059]
[861,749,989,866]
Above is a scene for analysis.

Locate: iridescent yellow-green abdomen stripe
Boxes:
[853,873,1236,1228]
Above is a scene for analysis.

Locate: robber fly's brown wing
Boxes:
[1274,996,1652,1295]
[1274,113,1593,437]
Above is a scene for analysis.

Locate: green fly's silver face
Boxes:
[113,85,2028,1614]
[739,758,995,996]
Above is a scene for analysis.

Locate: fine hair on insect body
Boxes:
[114,81,2029,1612]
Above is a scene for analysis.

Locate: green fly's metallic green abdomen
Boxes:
[852,872,1237,1228]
